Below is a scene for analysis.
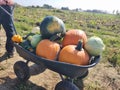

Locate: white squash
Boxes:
[84,36,105,56]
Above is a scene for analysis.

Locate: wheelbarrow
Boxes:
[0,6,100,89]
[13,43,101,90]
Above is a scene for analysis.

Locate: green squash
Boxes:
[26,34,42,48]
[84,36,105,56]
[30,34,42,48]
[40,16,66,39]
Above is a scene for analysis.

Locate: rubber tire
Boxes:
[55,80,79,90]
[14,61,30,82]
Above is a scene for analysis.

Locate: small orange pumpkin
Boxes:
[36,39,60,60]
[12,34,23,43]
[59,40,90,65]
[62,29,87,47]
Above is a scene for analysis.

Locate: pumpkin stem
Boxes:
[50,33,62,41]
[76,40,83,51]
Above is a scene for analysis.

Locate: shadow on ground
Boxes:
[0,64,47,90]
[0,76,46,90]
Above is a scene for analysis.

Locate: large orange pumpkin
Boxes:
[62,29,87,47]
[36,39,60,60]
[59,40,90,65]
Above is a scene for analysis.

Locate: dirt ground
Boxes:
[0,29,120,90]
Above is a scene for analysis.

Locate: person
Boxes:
[0,0,15,60]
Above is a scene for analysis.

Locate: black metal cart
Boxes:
[13,43,101,90]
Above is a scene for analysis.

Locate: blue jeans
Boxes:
[0,5,15,53]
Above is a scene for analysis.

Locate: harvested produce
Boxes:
[36,39,60,60]
[62,29,87,47]
[30,34,42,48]
[84,36,105,56]
[12,34,23,43]
[40,16,66,39]
[59,40,90,65]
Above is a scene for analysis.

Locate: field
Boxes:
[0,5,120,90]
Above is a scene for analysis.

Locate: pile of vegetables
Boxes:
[12,15,105,66]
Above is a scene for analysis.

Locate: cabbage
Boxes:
[31,34,42,48]
[84,36,105,56]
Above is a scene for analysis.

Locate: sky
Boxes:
[14,0,120,13]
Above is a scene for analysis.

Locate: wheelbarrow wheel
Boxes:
[55,80,79,90]
[13,61,30,82]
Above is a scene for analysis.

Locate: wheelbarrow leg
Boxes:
[74,70,89,90]
[74,78,84,90]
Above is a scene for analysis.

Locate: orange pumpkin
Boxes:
[62,29,87,47]
[59,40,90,65]
[36,39,60,60]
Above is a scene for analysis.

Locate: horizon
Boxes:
[14,0,120,13]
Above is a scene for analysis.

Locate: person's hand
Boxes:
[5,0,14,5]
